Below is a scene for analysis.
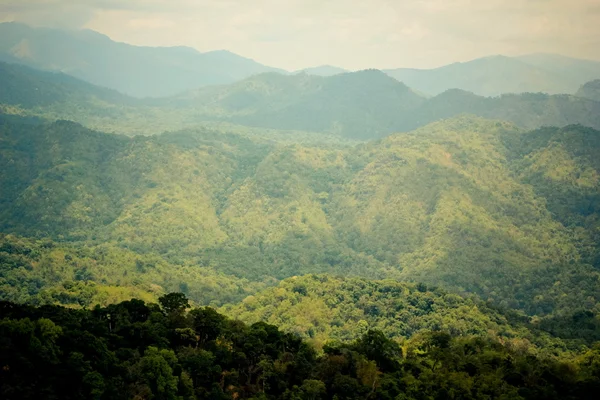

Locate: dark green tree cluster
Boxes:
[2,294,600,400]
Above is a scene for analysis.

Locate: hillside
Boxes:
[1,114,599,320]
[0,22,285,97]
[385,54,600,96]
[413,90,600,131]
[164,69,427,139]
[576,79,600,102]
[221,275,594,350]
[0,62,134,108]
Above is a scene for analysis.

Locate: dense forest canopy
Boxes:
[2,295,600,400]
[1,114,598,318]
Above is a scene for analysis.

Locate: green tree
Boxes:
[136,347,181,400]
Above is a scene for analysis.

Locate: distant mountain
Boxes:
[0,22,286,97]
[294,65,348,76]
[0,61,151,132]
[385,54,600,96]
[165,69,427,139]
[165,70,600,137]
[516,53,600,85]
[0,61,135,108]
[576,79,600,102]
[412,89,600,131]
[4,62,600,139]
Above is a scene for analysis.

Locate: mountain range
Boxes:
[3,60,600,140]
[2,22,600,100]
[0,22,285,97]
[384,54,600,97]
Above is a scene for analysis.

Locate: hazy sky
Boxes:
[1,0,599,70]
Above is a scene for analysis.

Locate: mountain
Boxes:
[0,22,286,97]
[3,22,599,100]
[516,53,600,85]
[165,71,600,137]
[294,65,349,76]
[1,114,598,320]
[0,61,136,108]
[385,54,600,97]
[412,89,600,131]
[4,61,600,139]
[576,79,600,102]
[159,69,428,139]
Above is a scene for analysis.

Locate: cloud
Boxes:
[0,0,598,69]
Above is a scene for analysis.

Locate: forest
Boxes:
[2,294,600,400]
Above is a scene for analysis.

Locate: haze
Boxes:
[1,0,599,70]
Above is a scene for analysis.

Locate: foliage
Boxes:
[1,115,599,323]
[0,233,267,307]
[1,295,600,400]
[221,274,590,353]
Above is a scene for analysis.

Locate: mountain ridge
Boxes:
[0,22,286,97]
[385,53,600,96]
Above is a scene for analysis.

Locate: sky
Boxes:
[1,0,599,70]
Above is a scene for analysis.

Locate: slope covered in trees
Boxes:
[0,233,267,307]
[221,275,599,351]
[1,114,599,323]
[413,90,600,132]
[2,295,600,400]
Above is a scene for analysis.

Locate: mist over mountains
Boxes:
[0,22,286,97]
[3,59,600,140]
[384,54,600,97]
[2,22,600,100]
